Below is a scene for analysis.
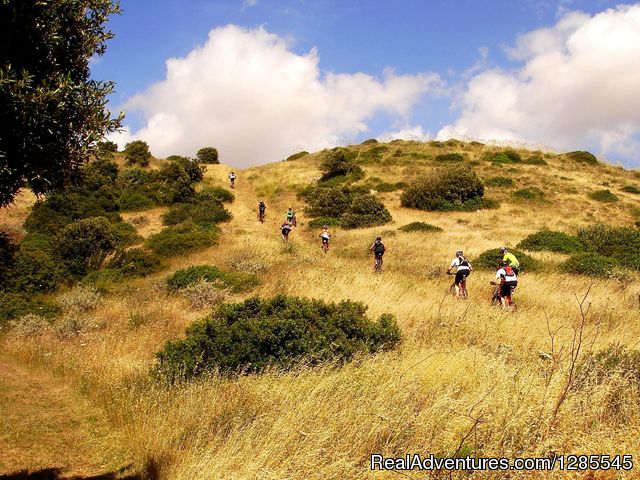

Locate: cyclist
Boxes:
[258,200,266,222]
[370,237,386,272]
[280,221,292,242]
[499,246,520,275]
[446,250,472,298]
[490,260,518,308]
[320,225,331,253]
[228,171,236,189]
[286,207,297,226]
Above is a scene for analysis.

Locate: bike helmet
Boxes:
[456,250,464,257]
[500,260,509,267]
[323,224,328,229]
[499,246,507,253]
[376,237,382,241]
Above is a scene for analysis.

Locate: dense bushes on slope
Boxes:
[154,295,401,380]
[398,222,442,233]
[588,189,619,203]
[517,230,585,254]
[166,265,259,293]
[473,248,542,272]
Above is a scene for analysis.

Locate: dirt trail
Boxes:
[0,356,128,479]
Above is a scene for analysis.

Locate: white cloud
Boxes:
[438,4,640,165]
[113,25,441,165]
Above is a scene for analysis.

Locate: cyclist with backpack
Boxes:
[286,207,297,226]
[447,250,472,298]
[228,171,237,189]
[280,221,292,242]
[258,200,266,223]
[499,246,520,275]
[490,260,518,308]
[319,225,331,253]
[370,237,386,272]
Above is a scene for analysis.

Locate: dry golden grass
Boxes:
[2,143,640,479]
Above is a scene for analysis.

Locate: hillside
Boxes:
[1,140,640,479]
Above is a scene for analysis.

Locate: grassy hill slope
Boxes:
[1,141,640,479]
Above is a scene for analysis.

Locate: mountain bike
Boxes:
[447,271,468,299]
[281,229,290,243]
[321,239,329,254]
[374,255,383,273]
[490,281,516,309]
[258,210,265,223]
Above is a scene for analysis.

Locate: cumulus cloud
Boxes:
[377,125,432,142]
[113,25,441,165]
[438,4,640,165]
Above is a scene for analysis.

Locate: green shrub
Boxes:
[0,292,61,324]
[398,222,442,233]
[577,224,640,270]
[55,217,118,277]
[125,140,152,167]
[304,186,352,218]
[162,202,232,227]
[565,150,598,164]
[166,265,259,293]
[196,147,219,164]
[622,185,640,194]
[373,182,398,192]
[341,194,392,229]
[154,295,401,379]
[485,176,514,187]
[196,187,235,204]
[513,187,545,201]
[435,153,463,162]
[517,230,585,254]
[97,140,118,153]
[484,150,522,164]
[308,217,342,228]
[522,155,547,165]
[360,138,378,145]
[588,189,618,203]
[118,190,155,211]
[286,151,309,161]
[562,253,618,277]
[4,249,64,293]
[319,148,364,181]
[147,222,219,257]
[360,145,389,163]
[0,232,17,289]
[478,197,501,210]
[400,165,484,211]
[473,248,542,272]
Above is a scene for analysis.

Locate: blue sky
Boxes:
[93,1,640,167]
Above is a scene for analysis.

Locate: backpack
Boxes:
[374,242,385,254]
[459,257,469,268]
[259,202,265,209]
[504,265,514,276]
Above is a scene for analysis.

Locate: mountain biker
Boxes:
[499,246,520,275]
[446,250,472,298]
[490,260,518,308]
[286,207,297,226]
[281,221,292,242]
[258,200,266,221]
[228,171,236,188]
[370,237,386,271]
[320,225,331,252]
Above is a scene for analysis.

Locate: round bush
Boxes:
[304,186,351,218]
[435,152,463,162]
[562,253,618,277]
[162,202,232,227]
[125,140,151,167]
[340,194,392,229]
[517,230,585,254]
[118,190,155,211]
[154,295,401,380]
[5,249,63,293]
[106,248,163,277]
[147,222,219,258]
[55,217,118,276]
[622,185,640,194]
[564,151,598,164]
[319,148,364,181]
[400,165,484,211]
[166,265,259,293]
[588,189,619,203]
[513,187,545,201]
[196,147,219,164]
[286,151,309,161]
[485,176,514,187]
[196,187,235,204]
[398,222,442,233]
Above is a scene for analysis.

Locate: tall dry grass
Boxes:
[2,145,640,479]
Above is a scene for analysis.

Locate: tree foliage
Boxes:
[0,0,123,206]
[196,147,219,164]
[125,140,151,167]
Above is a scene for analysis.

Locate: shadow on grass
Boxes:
[0,467,142,480]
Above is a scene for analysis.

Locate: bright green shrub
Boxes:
[97,140,118,153]
[166,265,259,293]
[522,155,547,165]
[147,222,219,257]
[304,186,352,218]
[435,153,463,162]
[154,295,401,379]
[473,248,542,272]
[565,151,598,164]
[308,217,342,228]
[125,140,151,167]
[398,222,442,233]
[577,224,640,270]
[0,292,61,324]
[341,194,392,229]
[4,249,64,293]
[196,187,234,204]
[588,189,618,203]
[517,230,585,254]
[319,148,364,181]
[485,176,514,187]
[400,165,485,211]
[118,190,155,211]
[562,253,618,277]
[484,150,522,164]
